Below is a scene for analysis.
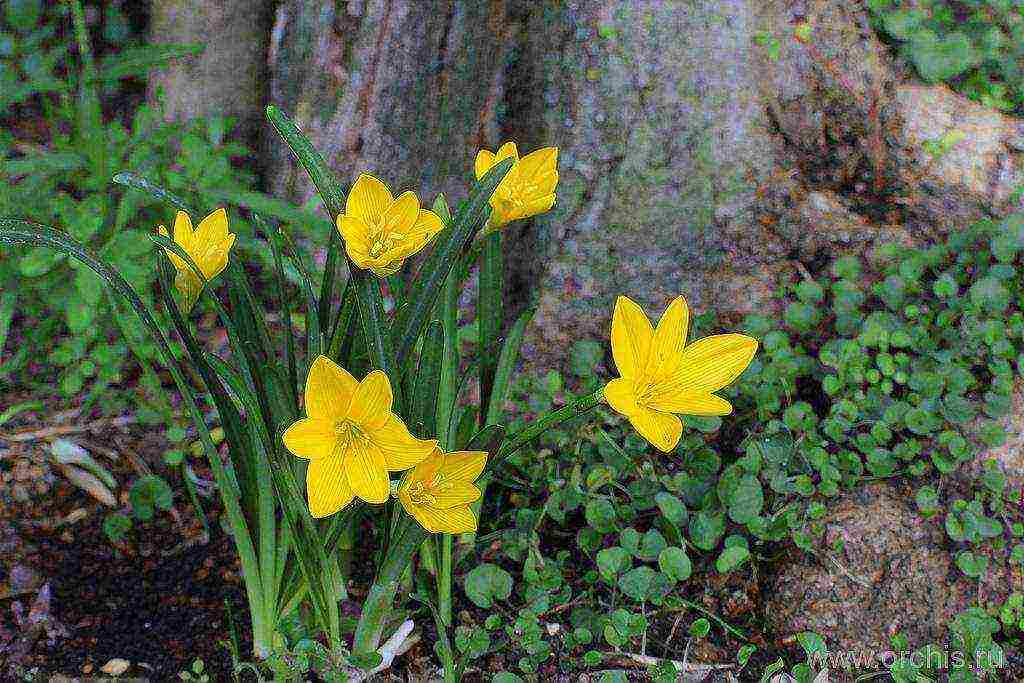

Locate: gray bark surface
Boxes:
[148,0,268,137]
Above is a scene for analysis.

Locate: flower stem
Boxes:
[352,516,427,653]
[438,533,453,627]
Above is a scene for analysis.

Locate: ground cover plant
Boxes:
[869,0,1024,112]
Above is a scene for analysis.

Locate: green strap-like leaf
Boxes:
[486,308,534,426]
[478,231,504,424]
[265,105,346,338]
[411,320,444,437]
[257,214,299,404]
[392,158,513,370]
[112,172,195,214]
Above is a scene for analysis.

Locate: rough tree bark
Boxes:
[147,0,268,138]
[264,0,508,205]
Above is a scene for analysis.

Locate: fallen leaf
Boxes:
[58,465,116,507]
[101,658,131,676]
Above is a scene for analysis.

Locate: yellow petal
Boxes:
[174,271,203,313]
[603,377,640,418]
[433,482,481,508]
[346,173,393,226]
[368,259,404,277]
[645,296,689,380]
[382,191,420,234]
[668,334,759,394]
[304,355,358,421]
[512,193,556,222]
[475,149,496,180]
[282,418,338,460]
[345,440,390,504]
[172,211,194,249]
[432,505,478,533]
[628,406,683,453]
[339,214,372,267]
[408,503,478,534]
[646,392,733,416]
[199,233,235,281]
[371,415,436,470]
[306,456,355,517]
[347,370,393,431]
[496,141,519,163]
[194,208,229,244]
[531,170,559,197]
[610,295,653,380]
[408,208,443,240]
[159,225,188,273]
[517,147,558,180]
[439,451,487,483]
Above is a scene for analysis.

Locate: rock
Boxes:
[893,84,1024,228]
[767,482,1024,657]
[968,380,1024,493]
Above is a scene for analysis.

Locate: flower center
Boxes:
[406,473,451,507]
[368,231,408,258]
[333,420,364,453]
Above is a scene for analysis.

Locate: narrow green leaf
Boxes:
[351,270,403,411]
[112,172,194,214]
[274,221,323,368]
[485,307,533,426]
[411,320,444,437]
[265,105,345,217]
[0,292,16,364]
[264,105,346,338]
[478,232,503,424]
[257,214,298,404]
[392,158,512,369]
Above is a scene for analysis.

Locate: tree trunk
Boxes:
[148,0,268,138]
[265,0,509,206]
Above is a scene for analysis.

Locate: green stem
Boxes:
[352,516,427,654]
[439,533,454,627]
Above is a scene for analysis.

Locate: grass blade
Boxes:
[485,308,533,426]
[265,105,346,338]
[411,320,444,437]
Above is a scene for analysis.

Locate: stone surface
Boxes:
[893,84,1024,229]
[766,482,1023,655]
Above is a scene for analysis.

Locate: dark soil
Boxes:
[0,399,252,680]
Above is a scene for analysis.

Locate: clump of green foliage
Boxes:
[459,213,1024,677]
[869,0,1024,112]
[0,1,308,415]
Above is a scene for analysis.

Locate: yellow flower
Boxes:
[396,448,487,534]
[336,173,444,277]
[158,208,236,313]
[282,356,436,517]
[474,141,558,231]
[604,296,758,453]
